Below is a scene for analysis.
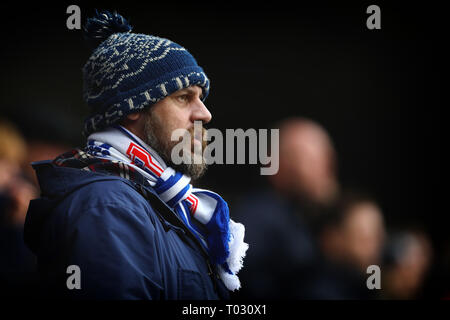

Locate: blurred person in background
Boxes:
[381,228,432,299]
[0,118,38,297]
[305,191,386,299]
[3,107,78,189]
[233,117,340,299]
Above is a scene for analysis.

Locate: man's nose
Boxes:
[191,100,212,124]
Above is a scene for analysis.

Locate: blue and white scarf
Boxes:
[85,125,248,291]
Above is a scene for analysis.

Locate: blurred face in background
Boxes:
[340,201,385,271]
[273,119,339,206]
[384,232,432,299]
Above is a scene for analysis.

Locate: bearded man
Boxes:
[24,10,247,300]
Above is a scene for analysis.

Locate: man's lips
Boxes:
[194,131,203,141]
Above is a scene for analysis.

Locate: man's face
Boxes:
[340,202,385,271]
[142,85,212,179]
[278,123,338,205]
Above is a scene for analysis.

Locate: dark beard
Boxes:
[142,108,208,180]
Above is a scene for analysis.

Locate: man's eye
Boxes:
[178,95,188,102]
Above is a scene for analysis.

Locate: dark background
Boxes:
[0,1,444,296]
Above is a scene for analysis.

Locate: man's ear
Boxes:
[120,111,146,141]
[120,112,142,127]
[126,112,141,121]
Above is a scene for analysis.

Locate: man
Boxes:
[309,192,385,299]
[0,119,38,298]
[232,117,340,299]
[24,10,247,300]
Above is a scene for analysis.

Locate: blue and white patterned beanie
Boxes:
[82,10,210,136]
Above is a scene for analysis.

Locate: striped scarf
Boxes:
[83,125,248,291]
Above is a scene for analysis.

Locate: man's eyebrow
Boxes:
[180,87,202,96]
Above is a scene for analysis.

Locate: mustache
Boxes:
[188,126,207,140]
[188,126,208,149]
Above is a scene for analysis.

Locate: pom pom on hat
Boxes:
[83,10,132,49]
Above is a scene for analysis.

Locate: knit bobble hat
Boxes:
[82,10,210,136]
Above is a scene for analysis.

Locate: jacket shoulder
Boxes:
[56,178,156,225]
[72,177,147,205]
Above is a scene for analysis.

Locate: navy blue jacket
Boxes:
[24,161,229,300]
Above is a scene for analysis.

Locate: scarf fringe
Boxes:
[219,219,249,291]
